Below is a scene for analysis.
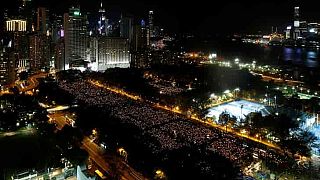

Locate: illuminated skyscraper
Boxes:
[5,19,29,68]
[29,34,50,71]
[0,38,15,86]
[98,1,110,36]
[64,7,88,70]
[293,2,301,40]
[148,10,155,38]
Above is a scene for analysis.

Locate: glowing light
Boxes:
[73,11,80,16]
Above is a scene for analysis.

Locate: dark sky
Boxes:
[4,0,320,35]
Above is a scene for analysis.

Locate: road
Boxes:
[250,72,304,86]
[48,112,147,180]
[82,137,146,180]
[48,112,71,130]
[17,72,47,93]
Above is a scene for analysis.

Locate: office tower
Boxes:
[148,10,154,38]
[98,1,110,36]
[120,15,133,46]
[64,7,88,70]
[133,23,147,51]
[6,19,29,66]
[88,36,98,71]
[51,14,63,43]
[293,5,300,39]
[37,7,49,35]
[0,38,15,86]
[54,39,65,71]
[131,20,150,68]
[21,0,35,32]
[96,37,130,71]
[29,34,50,71]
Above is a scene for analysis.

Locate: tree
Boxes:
[219,111,232,132]
[297,130,318,149]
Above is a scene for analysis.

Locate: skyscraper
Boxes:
[120,15,133,44]
[98,1,110,36]
[64,7,88,70]
[21,0,35,32]
[37,7,49,35]
[148,10,154,38]
[6,19,29,66]
[29,34,50,71]
[293,4,301,40]
[0,38,15,86]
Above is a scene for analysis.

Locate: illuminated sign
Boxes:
[294,21,300,27]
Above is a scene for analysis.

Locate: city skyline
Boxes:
[2,0,320,34]
[1,0,320,179]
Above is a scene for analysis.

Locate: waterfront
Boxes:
[183,38,320,68]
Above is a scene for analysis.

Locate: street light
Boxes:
[154,169,166,179]
[234,88,240,98]
[118,147,128,162]
[210,93,215,99]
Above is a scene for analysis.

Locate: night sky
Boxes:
[3,0,320,35]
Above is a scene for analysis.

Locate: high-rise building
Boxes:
[293,5,301,39]
[21,0,35,32]
[88,36,98,71]
[98,1,110,36]
[64,7,88,70]
[29,34,50,71]
[120,15,133,45]
[148,10,154,38]
[37,7,49,35]
[132,23,147,51]
[0,38,15,86]
[51,14,63,43]
[96,37,130,71]
[131,20,150,68]
[5,19,29,66]
[54,39,65,71]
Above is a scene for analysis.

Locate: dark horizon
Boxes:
[2,0,320,35]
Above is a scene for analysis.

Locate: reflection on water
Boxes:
[282,47,319,68]
[186,40,320,68]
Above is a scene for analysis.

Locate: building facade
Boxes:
[96,37,130,71]
[64,7,88,70]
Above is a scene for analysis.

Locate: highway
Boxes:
[18,73,47,93]
[48,112,147,180]
[250,72,304,86]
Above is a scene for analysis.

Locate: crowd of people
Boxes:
[58,79,288,168]
[148,81,185,96]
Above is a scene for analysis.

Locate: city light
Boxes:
[208,53,217,59]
